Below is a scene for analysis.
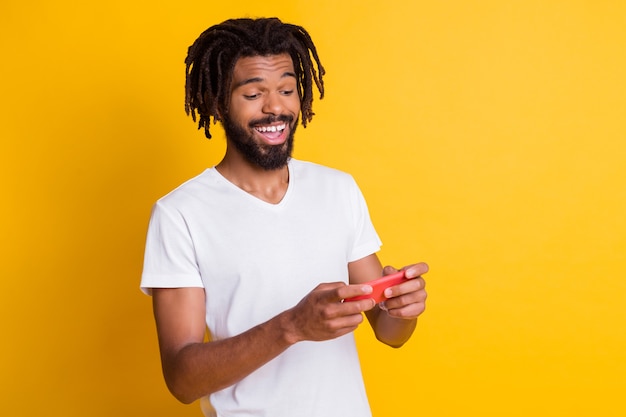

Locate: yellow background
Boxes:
[1,1,624,416]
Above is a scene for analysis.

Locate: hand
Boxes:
[283,282,376,344]
[379,262,428,320]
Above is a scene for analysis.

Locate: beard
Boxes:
[221,113,298,171]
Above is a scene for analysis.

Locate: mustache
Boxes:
[248,114,294,127]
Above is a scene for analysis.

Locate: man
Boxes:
[141,17,428,417]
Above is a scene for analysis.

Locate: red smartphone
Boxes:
[344,270,408,303]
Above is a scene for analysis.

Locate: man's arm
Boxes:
[348,254,428,348]
[152,282,376,403]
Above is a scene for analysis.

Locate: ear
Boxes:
[215,103,226,122]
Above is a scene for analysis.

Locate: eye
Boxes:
[243,93,260,100]
[280,90,295,96]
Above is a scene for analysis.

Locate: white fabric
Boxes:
[141,159,381,417]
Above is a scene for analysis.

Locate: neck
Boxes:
[216,147,290,204]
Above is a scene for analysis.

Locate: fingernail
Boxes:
[363,285,373,294]
[406,268,418,278]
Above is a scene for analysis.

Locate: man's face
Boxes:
[223,53,301,170]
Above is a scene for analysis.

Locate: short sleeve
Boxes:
[347,178,382,262]
[140,201,204,295]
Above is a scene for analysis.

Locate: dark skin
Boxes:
[152,54,428,404]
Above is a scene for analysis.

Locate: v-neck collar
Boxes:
[211,161,294,209]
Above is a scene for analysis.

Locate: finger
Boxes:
[320,303,371,333]
[315,281,348,292]
[312,282,349,303]
[402,262,429,279]
[347,298,376,313]
[383,276,425,299]
[385,301,426,320]
[383,287,427,312]
[338,283,375,301]
[301,310,366,341]
[382,265,400,275]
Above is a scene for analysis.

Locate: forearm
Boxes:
[154,283,375,403]
[366,306,417,348]
[162,311,295,403]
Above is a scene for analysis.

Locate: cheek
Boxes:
[286,98,301,118]
[228,100,258,125]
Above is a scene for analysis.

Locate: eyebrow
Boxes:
[234,71,297,89]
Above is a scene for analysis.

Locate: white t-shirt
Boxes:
[141,159,382,417]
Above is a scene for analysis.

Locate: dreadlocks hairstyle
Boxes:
[184,17,325,139]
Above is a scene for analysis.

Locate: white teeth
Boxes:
[255,123,286,133]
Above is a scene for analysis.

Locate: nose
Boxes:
[262,92,284,115]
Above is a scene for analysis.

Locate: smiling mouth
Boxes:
[254,123,287,134]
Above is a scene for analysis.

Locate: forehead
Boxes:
[232,53,296,86]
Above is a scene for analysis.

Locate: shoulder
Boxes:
[153,168,218,211]
[290,159,355,185]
